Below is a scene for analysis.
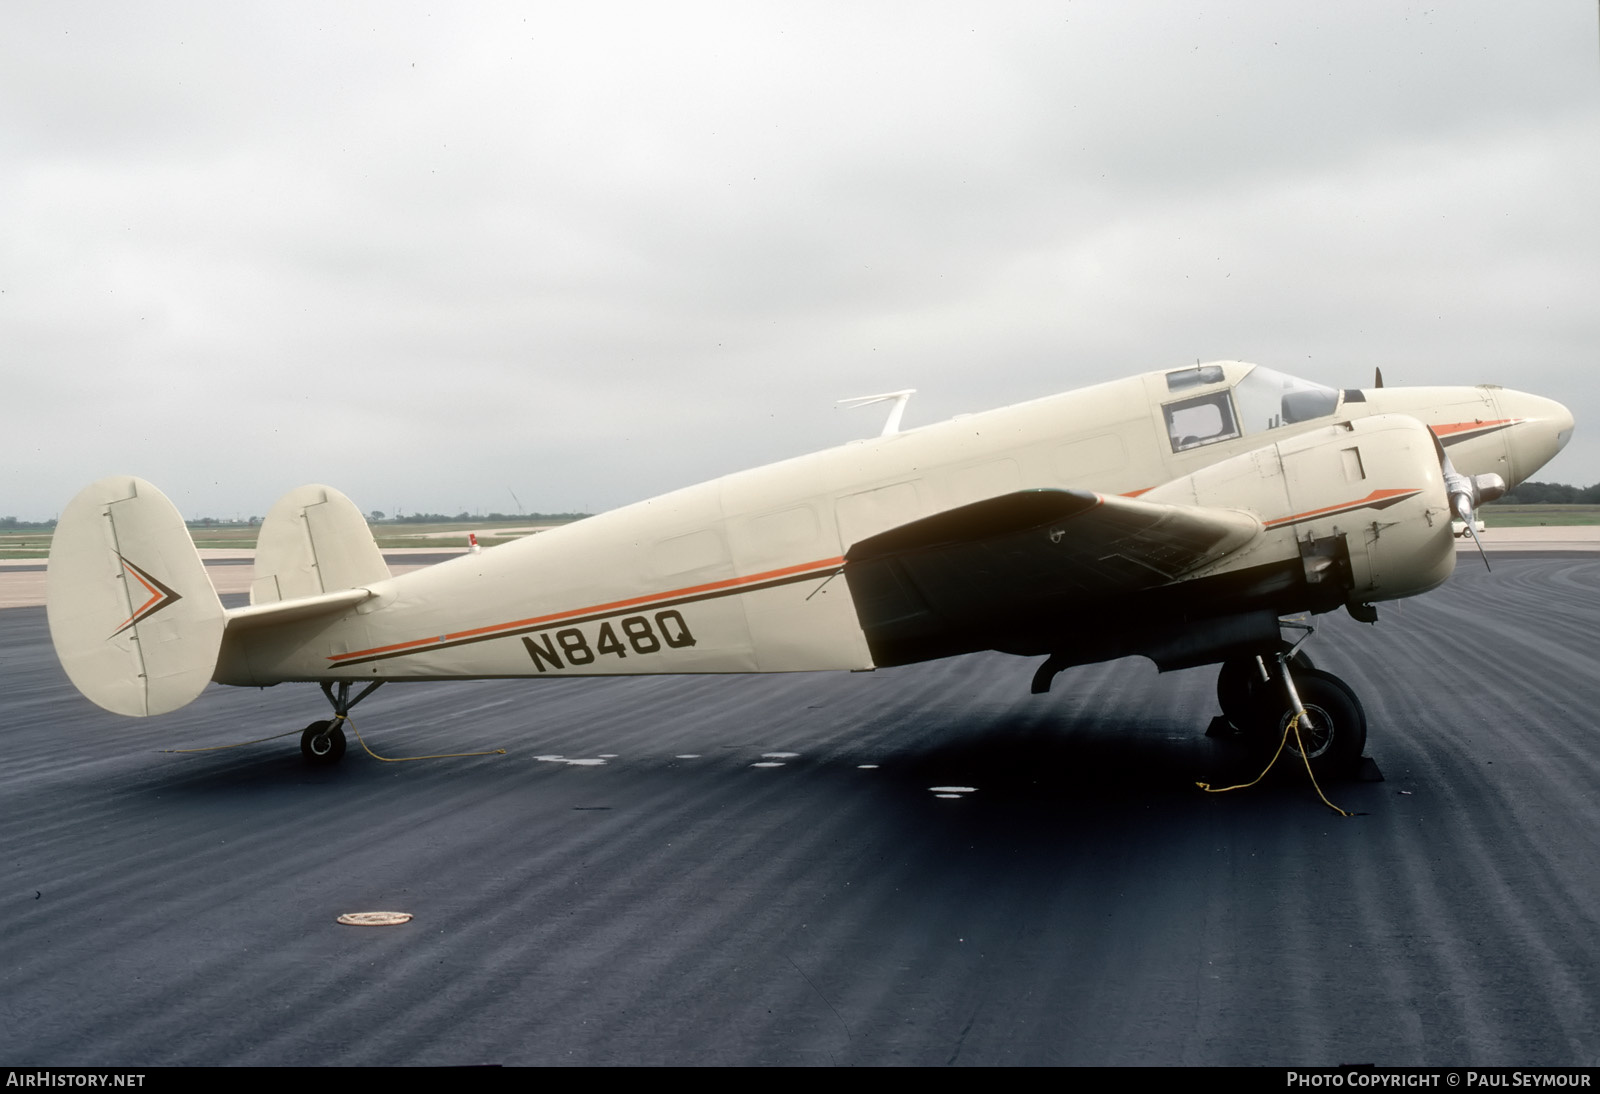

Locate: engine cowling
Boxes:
[1144,413,1456,609]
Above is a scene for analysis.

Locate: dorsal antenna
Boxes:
[837,389,917,437]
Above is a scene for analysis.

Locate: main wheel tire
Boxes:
[1250,667,1365,779]
[1217,659,1261,729]
[300,720,347,765]
[1216,652,1317,730]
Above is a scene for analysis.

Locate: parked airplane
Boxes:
[47,362,1572,776]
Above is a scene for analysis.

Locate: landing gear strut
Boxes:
[1215,650,1314,731]
[298,680,384,766]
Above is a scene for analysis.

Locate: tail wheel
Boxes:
[300,720,347,765]
[1250,668,1366,779]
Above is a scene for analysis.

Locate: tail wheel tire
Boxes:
[1250,667,1365,779]
[300,720,347,765]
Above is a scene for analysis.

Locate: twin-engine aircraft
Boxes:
[47,362,1572,775]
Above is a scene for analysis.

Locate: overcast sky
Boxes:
[4,1,1597,521]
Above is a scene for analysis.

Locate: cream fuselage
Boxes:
[213,363,1572,686]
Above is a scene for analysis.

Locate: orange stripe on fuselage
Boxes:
[328,555,847,664]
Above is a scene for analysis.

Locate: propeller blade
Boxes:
[1429,426,1499,572]
[1374,367,1385,389]
[1462,513,1491,572]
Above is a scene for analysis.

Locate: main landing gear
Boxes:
[1215,649,1367,779]
[298,681,384,766]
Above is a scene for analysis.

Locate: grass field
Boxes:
[0,534,53,560]
[1479,504,1600,527]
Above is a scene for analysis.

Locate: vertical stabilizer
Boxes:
[251,484,390,604]
[47,476,226,717]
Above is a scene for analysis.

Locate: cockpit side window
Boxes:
[1164,391,1240,452]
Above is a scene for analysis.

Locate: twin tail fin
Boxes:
[47,477,390,717]
[47,476,225,716]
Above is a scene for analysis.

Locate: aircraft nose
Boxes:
[1552,398,1576,454]
[1498,390,1574,485]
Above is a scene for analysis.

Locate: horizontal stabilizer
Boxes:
[47,476,226,717]
[252,484,390,604]
[225,586,372,632]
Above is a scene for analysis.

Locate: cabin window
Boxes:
[1164,392,1239,451]
[1052,434,1126,482]
[651,528,730,577]
[749,505,820,551]
[837,481,923,548]
[950,459,1022,506]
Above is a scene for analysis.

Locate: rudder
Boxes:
[47,476,226,716]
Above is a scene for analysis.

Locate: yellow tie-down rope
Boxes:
[161,714,505,762]
[340,715,506,763]
[1196,712,1354,817]
[161,729,301,753]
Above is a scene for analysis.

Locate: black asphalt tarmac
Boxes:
[2,556,1597,1066]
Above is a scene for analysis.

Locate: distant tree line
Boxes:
[381,511,590,524]
[1490,482,1600,505]
[2,512,590,531]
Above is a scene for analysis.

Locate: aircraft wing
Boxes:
[842,488,1261,666]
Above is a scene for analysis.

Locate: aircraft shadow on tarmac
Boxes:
[122,675,1372,865]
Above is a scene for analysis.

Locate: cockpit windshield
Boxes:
[1161,365,1340,453]
[1232,366,1340,433]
